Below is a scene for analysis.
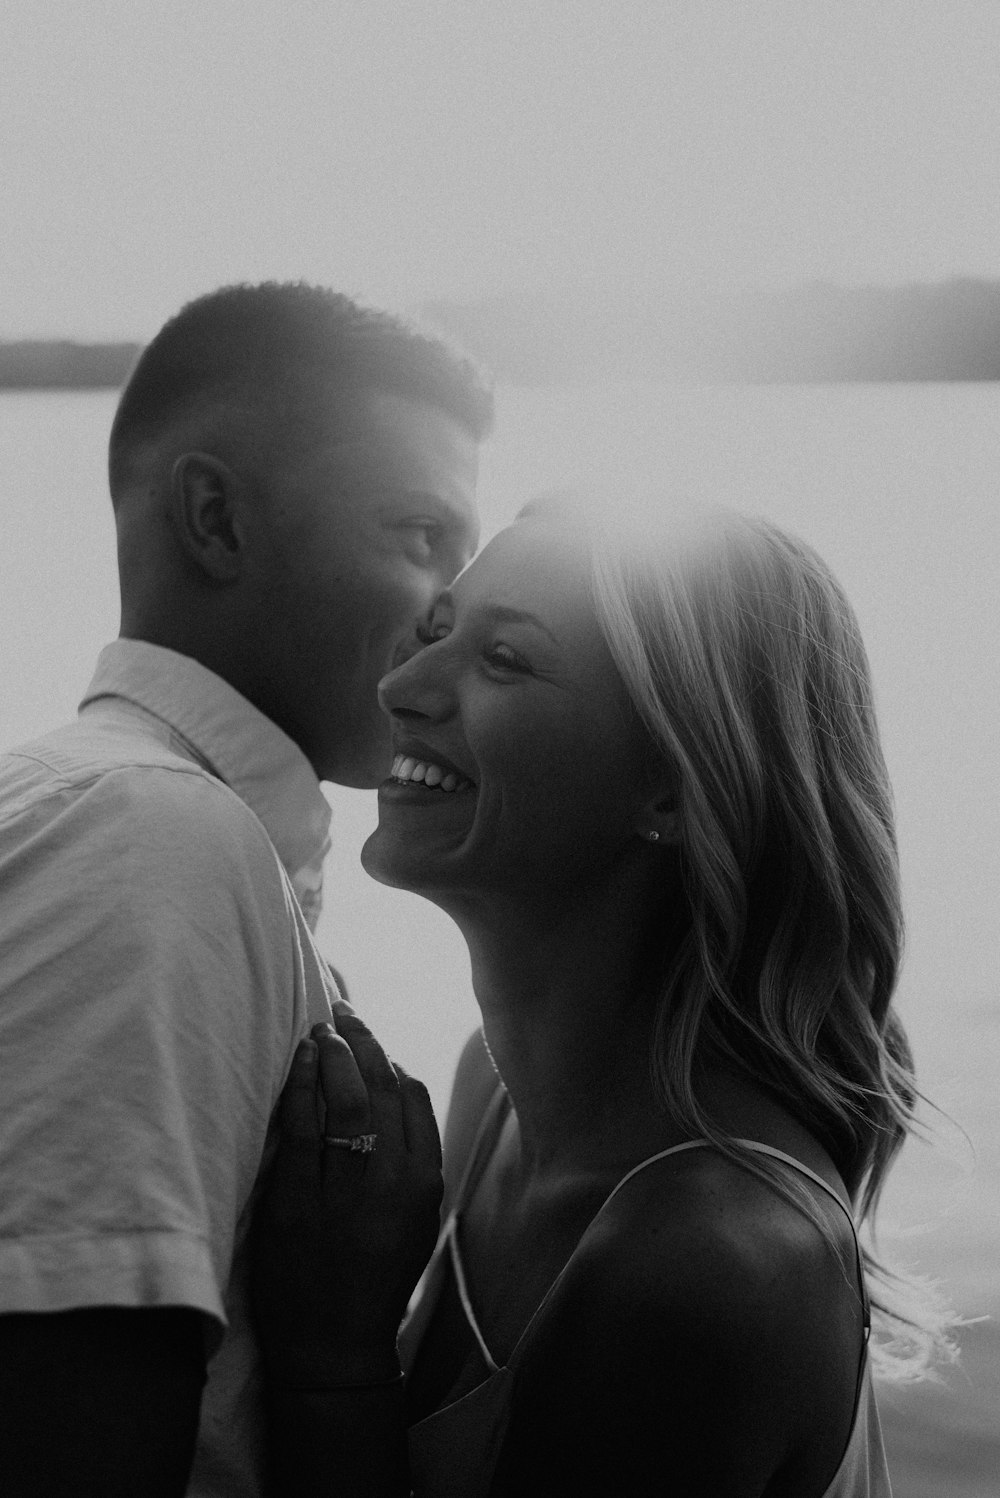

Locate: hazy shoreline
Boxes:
[0,340,140,390]
[7,278,1000,387]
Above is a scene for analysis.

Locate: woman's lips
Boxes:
[388,751,475,793]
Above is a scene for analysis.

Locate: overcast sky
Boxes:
[4,1,1000,338]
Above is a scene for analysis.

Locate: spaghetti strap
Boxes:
[438,1081,510,1372]
[603,1139,866,1311]
[730,1139,852,1214]
[600,1138,720,1212]
[730,1138,871,1337]
[407,1122,890,1498]
[601,1136,854,1217]
[445,1102,870,1374]
[503,1135,868,1367]
[452,1079,510,1216]
[447,1220,500,1373]
[503,1139,720,1365]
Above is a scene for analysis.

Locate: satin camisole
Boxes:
[399,1084,893,1498]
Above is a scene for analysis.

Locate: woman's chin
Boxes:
[360,832,407,889]
[360,829,453,895]
[362,780,480,892]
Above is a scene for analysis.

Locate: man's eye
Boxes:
[398,521,440,556]
[415,622,450,646]
[484,644,530,675]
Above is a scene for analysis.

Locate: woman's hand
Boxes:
[250,1001,444,1390]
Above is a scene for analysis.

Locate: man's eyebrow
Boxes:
[379,490,475,529]
[374,486,453,507]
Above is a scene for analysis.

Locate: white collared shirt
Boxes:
[81,638,332,931]
[0,641,338,1497]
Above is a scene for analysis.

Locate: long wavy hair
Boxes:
[571,501,955,1379]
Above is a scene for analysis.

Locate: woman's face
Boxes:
[362,517,660,901]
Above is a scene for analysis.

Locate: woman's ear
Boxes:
[634,784,680,847]
[169,452,246,582]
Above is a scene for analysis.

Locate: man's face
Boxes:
[248,388,481,787]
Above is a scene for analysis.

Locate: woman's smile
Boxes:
[388,746,476,794]
[378,735,479,820]
[380,769,477,807]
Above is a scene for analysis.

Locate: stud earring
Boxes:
[646,830,660,843]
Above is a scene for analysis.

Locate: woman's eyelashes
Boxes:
[482,642,532,676]
[412,623,531,677]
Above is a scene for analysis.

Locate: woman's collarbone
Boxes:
[458,1162,627,1360]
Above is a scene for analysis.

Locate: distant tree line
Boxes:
[4,280,1000,386]
[0,341,140,389]
[420,278,1000,382]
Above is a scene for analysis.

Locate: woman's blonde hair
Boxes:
[575,501,955,1379]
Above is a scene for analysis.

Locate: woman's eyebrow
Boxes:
[482,605,561,646]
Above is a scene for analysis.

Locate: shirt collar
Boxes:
[80,640,332,926]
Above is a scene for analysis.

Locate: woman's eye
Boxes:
[483,643,531,675]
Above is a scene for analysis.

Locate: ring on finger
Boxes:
[323,1132,378,1154]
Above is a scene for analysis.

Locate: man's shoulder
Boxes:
[0,718,325,1029]
[3,711,209,798]
[1,718,279,889]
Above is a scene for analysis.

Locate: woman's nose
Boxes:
[378,643,453,722]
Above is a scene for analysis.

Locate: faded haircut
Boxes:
[109,281,493,501]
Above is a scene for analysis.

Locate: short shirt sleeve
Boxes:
[0,760,322,1335]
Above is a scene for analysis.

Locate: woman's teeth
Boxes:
[390,754,473,793]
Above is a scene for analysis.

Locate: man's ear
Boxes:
[169,452,246,582]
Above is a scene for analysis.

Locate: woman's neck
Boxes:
[437,869,844,1204]
[448,870,682,1178]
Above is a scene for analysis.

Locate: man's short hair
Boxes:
[108,282,494,501]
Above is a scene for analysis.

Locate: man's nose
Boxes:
[389,634,424,671]
[389,601,439,670]
[378,659,420,721]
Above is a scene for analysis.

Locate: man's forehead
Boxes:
[327,385,474,447]
[315,389,479,490]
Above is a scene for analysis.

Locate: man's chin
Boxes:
[319,742,394,791]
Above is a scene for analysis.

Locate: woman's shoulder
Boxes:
[578,1141,860,1342]
[496,1146,865,1495]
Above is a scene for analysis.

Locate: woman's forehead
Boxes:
[455,518,590,604]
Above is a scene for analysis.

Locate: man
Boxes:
[0,282,492,1496]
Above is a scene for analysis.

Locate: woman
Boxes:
[252,498,951,1496]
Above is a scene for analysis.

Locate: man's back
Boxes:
[0,659,336,1495]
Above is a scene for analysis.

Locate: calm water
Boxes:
[2,386,998,1491]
